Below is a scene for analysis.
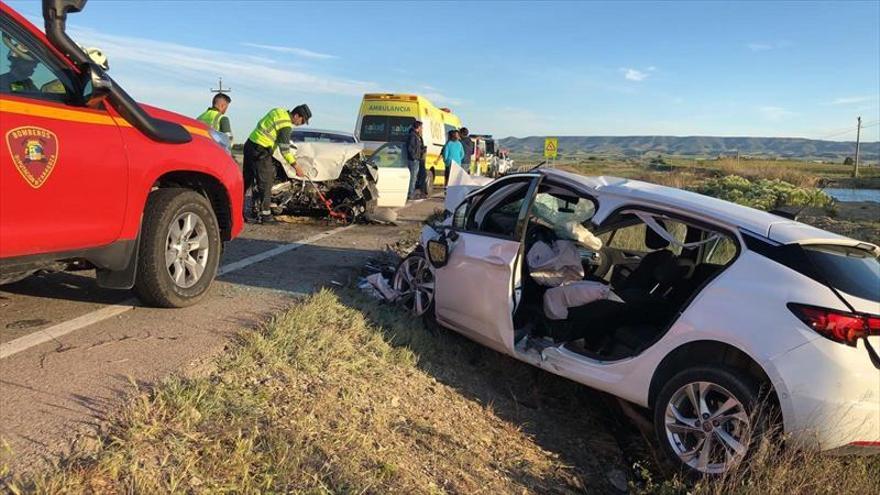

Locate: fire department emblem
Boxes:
[5,126,59,188]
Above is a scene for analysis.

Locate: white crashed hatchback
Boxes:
[393,167,880,476]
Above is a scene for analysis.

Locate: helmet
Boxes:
[79,45,109,71]
[290,104,311,124]
[2,33,35,62]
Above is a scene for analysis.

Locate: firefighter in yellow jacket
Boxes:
[243,104,311,224]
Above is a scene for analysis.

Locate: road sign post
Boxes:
[544,137,558,164]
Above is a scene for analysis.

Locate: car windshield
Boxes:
[359,116,415,142]
[291,131,356,143]
[801,244,880,302]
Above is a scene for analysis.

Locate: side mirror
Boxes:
[426,240,449,268]
[82,63,112,108]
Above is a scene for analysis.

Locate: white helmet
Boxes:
[79,45,109,71]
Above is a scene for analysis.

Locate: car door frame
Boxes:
[433,173,543,354]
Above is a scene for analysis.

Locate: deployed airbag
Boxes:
[544,281,617,320]
[554,221,603,251]
[527,240,584,287]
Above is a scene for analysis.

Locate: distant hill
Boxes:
[497,136,880,161]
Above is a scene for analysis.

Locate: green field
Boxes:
[512,154,880,244]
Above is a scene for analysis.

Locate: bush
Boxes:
[690,175,833,211]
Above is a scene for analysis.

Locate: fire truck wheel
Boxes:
[134,188,221,308]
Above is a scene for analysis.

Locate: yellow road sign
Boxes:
[544,137,558,159]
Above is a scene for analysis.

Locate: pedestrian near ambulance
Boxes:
[243,104,312,224]
[405,121,425,200]
[459,127,476,175]
[442,129,465,185]
[196,93,233,146]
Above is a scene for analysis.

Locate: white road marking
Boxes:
[218,225,352,276]
[0,225,354,360]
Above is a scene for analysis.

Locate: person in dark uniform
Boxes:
[405,121,425,200]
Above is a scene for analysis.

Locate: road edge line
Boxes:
[0,224,355,360]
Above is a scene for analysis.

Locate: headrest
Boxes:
[645,219,670,250]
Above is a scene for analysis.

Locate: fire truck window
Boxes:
[0,26,71,102]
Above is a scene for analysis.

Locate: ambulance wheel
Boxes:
[134,188,221,308]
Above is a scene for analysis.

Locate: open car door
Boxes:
[433,174,542,354]
[368,142,409,208]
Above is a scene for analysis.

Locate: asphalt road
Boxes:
[0,199,440,475]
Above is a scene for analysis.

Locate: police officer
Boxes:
[197,93,233,146]
[243,104,311,224]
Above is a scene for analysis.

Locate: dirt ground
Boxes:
[0,200,441,476]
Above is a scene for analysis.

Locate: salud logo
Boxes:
[5,126,59,188]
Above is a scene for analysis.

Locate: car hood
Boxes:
[273,142,366,182]
[140,103,206,130]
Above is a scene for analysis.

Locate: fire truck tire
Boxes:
[134,188,221,308]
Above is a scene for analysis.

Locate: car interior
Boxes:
[461,180,740,361]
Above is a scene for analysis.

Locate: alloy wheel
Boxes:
[164,211,210,289]
[664,381,752,474]
[393,254,434,316]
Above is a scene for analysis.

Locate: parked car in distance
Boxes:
[292,128,358,144]
[395,167,880,476]
[0,0,243,308]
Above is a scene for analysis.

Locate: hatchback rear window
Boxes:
[802,245,879,302]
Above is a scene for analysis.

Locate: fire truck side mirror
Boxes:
[82,63,112,108]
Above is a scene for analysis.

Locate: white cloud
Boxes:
[71,27,374,96]
[239,42,337,60]
[747,42,773,52]
[623,68,649,81]
[748,40,792,51]
[759,106,796,121]
[830,95,877,105]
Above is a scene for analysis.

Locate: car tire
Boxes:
[392,250,442,331]
[134,188,221,308]
[653,366,768,477]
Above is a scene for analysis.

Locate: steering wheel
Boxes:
[589,247,614,279]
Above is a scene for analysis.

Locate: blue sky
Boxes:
[9,0,880,142]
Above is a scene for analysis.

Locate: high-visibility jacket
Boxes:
[248,108,295,164]
[197,107,224,130]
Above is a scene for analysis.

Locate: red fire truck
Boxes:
[0,0,244,307]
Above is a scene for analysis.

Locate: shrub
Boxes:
[690,175,833,211]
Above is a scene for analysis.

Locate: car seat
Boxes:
[614,221,675,300]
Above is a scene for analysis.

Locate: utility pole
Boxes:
[853,116,861,178]
[210,77,231,95]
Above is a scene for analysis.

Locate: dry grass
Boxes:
[3,290,622,494]
[633,436,880,495]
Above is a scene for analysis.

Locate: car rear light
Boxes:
[788,303,880,347]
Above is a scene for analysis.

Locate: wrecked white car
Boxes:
[270,141,411,222]
[394,166,880,476]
